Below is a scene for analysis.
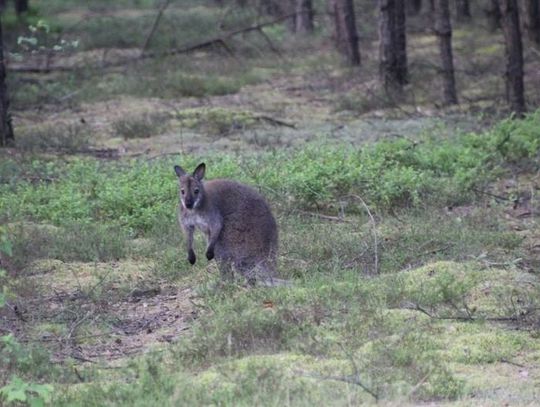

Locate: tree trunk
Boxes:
[455,0,471,20]
[498,0,526,116]
[329,0,346,53]
[295,0,314,33]
[261,0,283,16]
[395,0,408,84]
[486,0,502,31]
[329,0,361,65]
[0,17,14,147]
[379,0,398,91]
[523,0,540,44]
[435,0,458,104]
[406,0,422,15]
[15,0,29,15]
[379,0,408,91]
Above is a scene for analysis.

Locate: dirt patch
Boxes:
[1,274,196,363]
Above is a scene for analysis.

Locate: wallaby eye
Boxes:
[194,188,200,195]
[181,189,185,195]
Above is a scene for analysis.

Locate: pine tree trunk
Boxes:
[295,0,314,33]
[486,0,502,31]
[330,0,360,65]
[329,0,346,53]
[379,0,397,91]
[379,0,408,91]
[341,0,361,65]
[524,0,540,44]
[455,0,471,20]
[435,0,458,104]
[498,0,526,116]
[395,0,408,84]
[407,0,422,15]
[0,17,14,147]
[15,0,29,15]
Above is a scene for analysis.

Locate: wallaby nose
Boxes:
[185,201,194,209]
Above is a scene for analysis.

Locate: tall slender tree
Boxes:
[498,0,526,116]
[523,0,540,44]
[14,0,28,16]
[455,0,471,20]
[486,0,502,31]
[406,0,422,15]
[378,0,408,91]
[395,0,408,84]
[434,0,458,104]
[329,0,361,65]
[0,15,14,147]
[295,0,314,33]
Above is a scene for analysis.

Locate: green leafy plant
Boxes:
[0,375,52,407]
[0,229,54,407]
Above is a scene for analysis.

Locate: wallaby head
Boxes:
[174,163,206,210]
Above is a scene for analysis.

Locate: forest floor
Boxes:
[1,2,540,406]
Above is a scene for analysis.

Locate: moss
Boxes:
[27,259,155,292]
[476,44,503,56]
[442,324,533,364]
[397,261,540,319]
[175,107,258,137]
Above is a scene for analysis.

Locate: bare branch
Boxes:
[295,370,378,400]
[141,0,172,54]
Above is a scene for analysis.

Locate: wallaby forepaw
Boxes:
[188,250,196,265]
[206,247,214,261]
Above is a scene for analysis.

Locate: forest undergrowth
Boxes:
[1,0,540,405]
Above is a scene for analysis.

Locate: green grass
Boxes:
[2,1,540,404]
[2,112,538,404]
[2,111,539,235]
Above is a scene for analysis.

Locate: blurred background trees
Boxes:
[0,0,539,149]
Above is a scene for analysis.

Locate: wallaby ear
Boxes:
[174,165,186,178]
[193,163,206,181]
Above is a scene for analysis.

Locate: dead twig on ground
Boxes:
[294,209,351,223]
[141,0,171,54]
[255,115,296,129]
[349,195,379,274]
[295,370,378,401]
[403,302,535,322]
[471,187,513,201]
[9,13,297,73]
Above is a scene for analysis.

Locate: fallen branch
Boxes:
[295,370,378,401]
[403,302,530,322]
[349,194,379,274]
[141,0,171,54]
[255,115,296,129]
[9,13,297,73]
[294,209,350,223]
[471,187,513,202]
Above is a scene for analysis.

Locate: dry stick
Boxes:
[349,194,379,274]
[9,13,298,73]
[255,115,296,129]
[295,371,378,401]
[406,371,432,399]
[294,209,351,223]
[255,27,284,58]
[141,0,171,54]
[471,187,513,201]
[140,13,299,59]
[408,302,526,322]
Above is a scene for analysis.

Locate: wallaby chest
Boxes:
[182,211,213,235]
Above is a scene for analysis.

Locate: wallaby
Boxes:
[174,163,280,285]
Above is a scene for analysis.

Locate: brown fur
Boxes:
[174,163,278,284]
